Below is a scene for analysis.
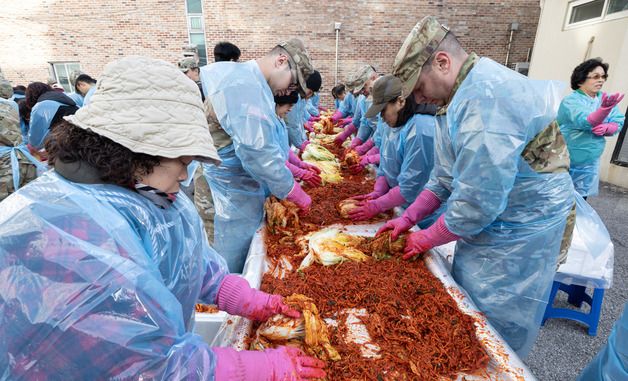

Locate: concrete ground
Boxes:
[526,182,628,381]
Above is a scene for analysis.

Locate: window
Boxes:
[566,0,628,28]
[186,0,207,65]
[611,106,628,167]
[50,62,81,93]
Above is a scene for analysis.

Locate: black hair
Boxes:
[331,84,346,99]
[17,99,29,123]
[46,120,161,188]
[74,74,96,91]
[13,85,26,92]
[25,82,53,109]
[570,58,609,90]
[274,91,299,105]
[214,41,241,62]
[306,70,322,92]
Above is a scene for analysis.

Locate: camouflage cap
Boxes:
[178,57,199,72]
[392,16,449,96]
[365,74,403,119]
[345,65,376,92]
[0,71,13,99]
[277,38,314,97]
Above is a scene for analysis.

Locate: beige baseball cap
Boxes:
[392,16,449,96]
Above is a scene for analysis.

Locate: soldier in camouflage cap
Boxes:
[345,65,377,95]
[382,15,576,357]
[0,103,39,201]
[276,38,314,97]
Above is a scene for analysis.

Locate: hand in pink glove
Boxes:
[352,176,389,201]
[334,124,356,146]
[299,160,321,174]
[214,346,326,381]
[376,189,442,240]
[604,122,620,136]
[286,181,312,212]
[355,139,375,156]
[350,154,379,174]
[592,122,620,136]
[287,162,322,187]
[217,274,300,321]
[587,92,625,126]
[300,140,310,151]
[349,187,406,221]
[308,116,321,122]
[339,117,352,126]
[349,137,363,150]
[331,110,343,123]
[304,122,314,133]
[403,215,460,260]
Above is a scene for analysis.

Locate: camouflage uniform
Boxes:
[0,103,38,202]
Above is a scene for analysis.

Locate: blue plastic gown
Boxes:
[28,100,65,149]
[372,116,385,149]
[83,86,96,105]
[425,58,575,357]
[286,95,307,148]
[305,93,320,117]
[356,96,378,143]
[0,144,48,190]
[0,172,228,380]
[334,98,342,110]
[200,61,294,273]
[338,91,356,117]
[578,302,628,381]
[377,113,440,227]
[10,93,25,102]
[66,92,84,107]
[557,90,625,197]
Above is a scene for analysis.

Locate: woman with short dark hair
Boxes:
[557,58,625,198]
[0,56,325,380]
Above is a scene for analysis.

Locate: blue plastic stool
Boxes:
[542,280,605,336]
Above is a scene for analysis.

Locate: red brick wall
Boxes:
[1,0,540,107]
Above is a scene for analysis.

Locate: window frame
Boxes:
[49,61,81,93]
[185,1,208,65]
[565,0,628,29]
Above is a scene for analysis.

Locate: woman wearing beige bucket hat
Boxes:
[0,56,325,380]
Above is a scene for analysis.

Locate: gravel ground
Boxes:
[526,182,628,381]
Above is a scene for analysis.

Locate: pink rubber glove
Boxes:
[352,176,390,200]
[376,189,442,240]
[355,139,375,156]
[287,162,322,187]
[304,122,314,133]
[334,124,357,146]
[403,214,460,259]
[300,140,310,151]
[587,92,625,126]
[214,346,326,381]
[216,274,300,321]
[348,186,407,221]
[308,116,321,122]
[288,150,302,166]
[365,146,379,157]
[331,110,343,123]
[319,106,328,112]
[299,161,321,174]
[592,122,620,136]
[286,181,312,212]
[340,117,352,126]
[349,137,363,150]
[349,154,379,174]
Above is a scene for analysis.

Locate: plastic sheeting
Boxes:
[0,172,228,380]
[28,100,65,149]
[426,57,575,357]
[216,223,537,381]
[338,91,356,117]
[577,302,628,381]
[0,144,48,190]
[555,192,614,289]
[285,95,307,148]
[569,160,601,197]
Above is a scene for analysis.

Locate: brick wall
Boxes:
[1,0,540,106]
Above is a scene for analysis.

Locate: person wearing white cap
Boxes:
[0,56,326,380]
[199,38,315,273]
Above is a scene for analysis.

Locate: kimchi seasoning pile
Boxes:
[255,139,490,380]
[261,258,489,380]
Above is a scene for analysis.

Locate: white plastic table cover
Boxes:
[211,223,537,381]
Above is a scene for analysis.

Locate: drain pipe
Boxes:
[334,22,342,85]
[505,22,519,68]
